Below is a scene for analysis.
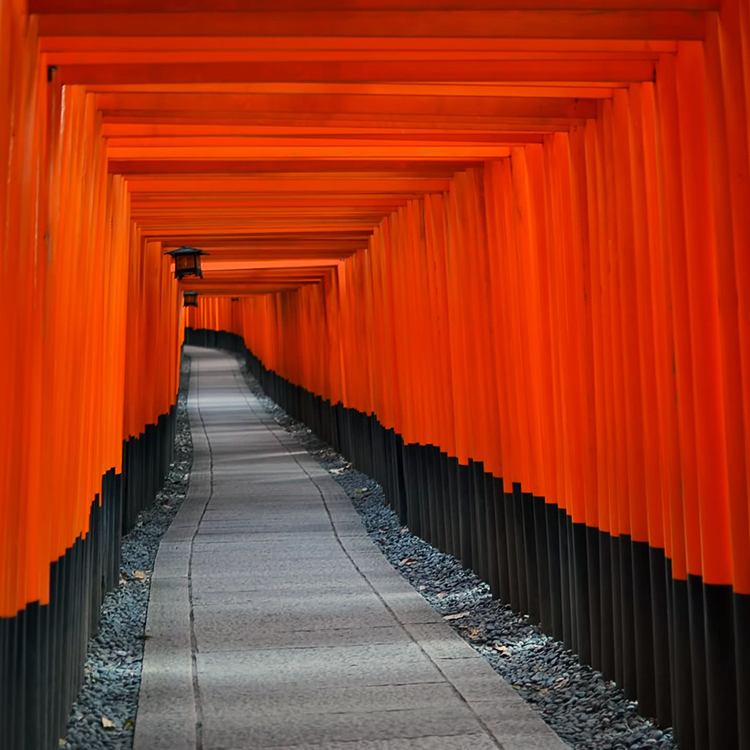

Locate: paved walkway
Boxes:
[135,347,568,750]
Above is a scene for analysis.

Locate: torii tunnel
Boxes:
[1,1,750,748]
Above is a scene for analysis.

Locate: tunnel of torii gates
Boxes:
[1,0,750,748]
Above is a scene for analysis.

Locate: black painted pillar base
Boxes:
[1,403,178,750]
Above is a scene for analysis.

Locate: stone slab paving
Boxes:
[135,347,568,750]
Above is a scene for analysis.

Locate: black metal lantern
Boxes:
[165,246,208,280]
[183,291,199,308]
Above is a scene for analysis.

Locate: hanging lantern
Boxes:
[183,291,199,308]
[165,246,208,280]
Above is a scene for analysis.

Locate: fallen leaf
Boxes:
[355,488,369,494]
[330,468,345,475]
[400,557,418,565]
[133,570,147,580]
[468,627,480,637]
[123,719,135,730]
[418,585,427,591]
[444,612,469,621]
[102,717,115,729]
[436,592,447,599]
[494,645,511,656]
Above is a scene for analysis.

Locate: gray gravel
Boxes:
[60,355,193,750]
[59,349,676,750]
[238,357,677,750]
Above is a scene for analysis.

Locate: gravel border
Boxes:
[238,357,676,750]
[57,350,676,750]
[60,354,193,750]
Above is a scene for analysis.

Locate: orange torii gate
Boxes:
[1,1,749,749]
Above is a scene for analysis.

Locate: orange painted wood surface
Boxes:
[0,0,748,708]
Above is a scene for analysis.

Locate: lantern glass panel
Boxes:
[176,255,197,272]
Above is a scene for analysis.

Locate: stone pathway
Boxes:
[134,346,568,750]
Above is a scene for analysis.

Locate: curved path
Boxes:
[135,347,568,750]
